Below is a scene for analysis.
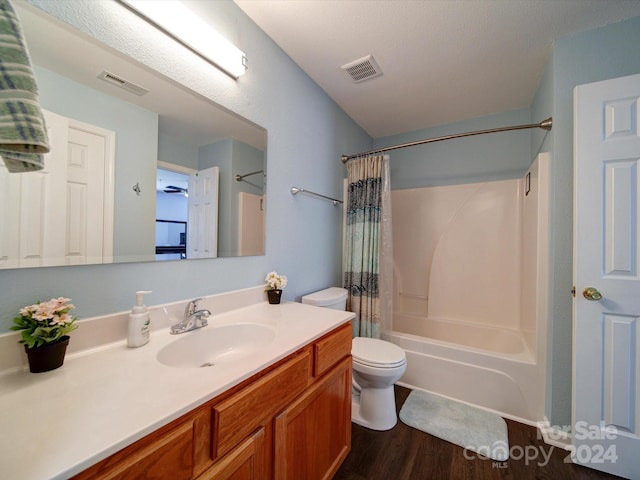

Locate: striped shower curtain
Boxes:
[344,154,392,338]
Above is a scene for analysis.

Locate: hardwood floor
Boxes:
[334,386,624,480]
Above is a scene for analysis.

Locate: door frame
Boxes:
[572,72,640,479]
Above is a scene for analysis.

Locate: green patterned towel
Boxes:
[0,0,49,172]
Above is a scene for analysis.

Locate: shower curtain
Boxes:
[344,154,392,338]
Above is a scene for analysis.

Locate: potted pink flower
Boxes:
[265,271,287,304]
[11,297,78,373]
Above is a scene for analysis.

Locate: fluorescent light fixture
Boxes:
[120,0,247,78]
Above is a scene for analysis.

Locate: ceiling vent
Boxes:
[341,55,383,83]
[97,70,149,96]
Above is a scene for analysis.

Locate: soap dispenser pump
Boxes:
[128,290,152,348]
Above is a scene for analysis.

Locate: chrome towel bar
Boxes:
[290,186,343,206]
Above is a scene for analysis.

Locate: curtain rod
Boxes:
[235,169,264,182]
[341,117,552,164]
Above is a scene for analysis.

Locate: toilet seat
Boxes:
[352,337,406,369]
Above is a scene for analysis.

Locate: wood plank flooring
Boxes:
[334,386,624,480]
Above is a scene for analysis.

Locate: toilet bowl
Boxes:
[301,287,407,431]
[351,337,407,431]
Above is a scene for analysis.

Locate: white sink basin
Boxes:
[157,323,276,368]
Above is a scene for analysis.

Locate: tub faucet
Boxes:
[170,298,211,334]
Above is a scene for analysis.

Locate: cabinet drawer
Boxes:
[212,350,310,460]
[313,323,352,377]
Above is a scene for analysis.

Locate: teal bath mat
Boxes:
[399,390,509,461]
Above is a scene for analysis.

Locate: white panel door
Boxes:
[187,166,219,258]
[238,192,264,256]
[0,110,114,268]
[64,121,113,265]
[0,112,66,268]
[573,72,640,478]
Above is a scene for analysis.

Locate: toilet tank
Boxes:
[301,287,348,310]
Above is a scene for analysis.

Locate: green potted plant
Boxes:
[265,271,287,304]
[11,297,78,373]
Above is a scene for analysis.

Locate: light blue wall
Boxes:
[35,65,158,260]
[374,108,535,189]
[530,55,554,158]
[533,15,640,427]
[158,133,199,170]
[0,0,371,333]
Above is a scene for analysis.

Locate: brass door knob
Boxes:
[582,287,603,301]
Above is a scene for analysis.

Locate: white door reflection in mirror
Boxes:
[0,109,115,269]
[188,167,219,259]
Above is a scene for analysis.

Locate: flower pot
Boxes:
[24,336,70,373]
[267,289,282,304]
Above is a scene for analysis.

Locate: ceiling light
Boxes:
[119,0,247,78]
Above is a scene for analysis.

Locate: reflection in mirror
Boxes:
[156,168,188,261]
[0,2,267,269]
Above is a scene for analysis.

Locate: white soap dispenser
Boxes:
[128,290,152,348]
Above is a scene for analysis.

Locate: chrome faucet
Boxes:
[170,298,211,334]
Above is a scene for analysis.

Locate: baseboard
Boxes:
[395,383,573,452]
[538,416,572,450]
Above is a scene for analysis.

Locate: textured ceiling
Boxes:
[234,0,640,138]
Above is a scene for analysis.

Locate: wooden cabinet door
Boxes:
[197,428,265,480]
[212,350,310,461]
[274,357,351,480]
[72,421,194,480]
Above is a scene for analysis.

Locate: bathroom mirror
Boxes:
[0,3,267,269]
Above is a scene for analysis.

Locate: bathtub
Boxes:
[393,313,532,357]
[385,154,549,425]
[384,313,545,424]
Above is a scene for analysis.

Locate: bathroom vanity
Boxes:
[74,323,352,479]
[0,291,355,480]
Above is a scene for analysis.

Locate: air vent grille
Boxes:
[341,55,383,83]
[97,70,149,96]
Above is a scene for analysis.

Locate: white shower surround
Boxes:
[386,153,549,423]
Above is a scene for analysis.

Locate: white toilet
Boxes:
[301,287,407,431]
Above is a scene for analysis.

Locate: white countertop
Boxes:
[0,301,354,480]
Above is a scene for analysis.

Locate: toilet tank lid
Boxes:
[301,287,348,306]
